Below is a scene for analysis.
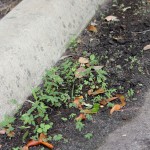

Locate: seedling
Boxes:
[84,133,93,139]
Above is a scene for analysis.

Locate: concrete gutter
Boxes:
[0,0,108,122]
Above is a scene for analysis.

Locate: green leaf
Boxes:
[90,54,95,61]
[53,134,63,141]
[84,133,93,139]
[37,128,42,133]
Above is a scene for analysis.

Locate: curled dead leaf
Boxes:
[23,133,54,150]
[75,67,86,78]
[41,141,54,149]
[75,114,86,121]
[116,94,126,107]
[143,44,150,51]
[110,104,122,115]
[88,89,93,96]
[73,96,83,110]
[7,131,15,137]
[92,88,105,96]
[100,97,118,105]
[105,15,119,22]
[78,57,89,64]
[39,133,47,142]
[87,25,98,33]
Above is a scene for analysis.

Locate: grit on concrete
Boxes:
[98,89,150,150]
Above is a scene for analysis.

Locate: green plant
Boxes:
[75,121,85,131]
[84,133,93,139]
[69,113,76,119]
[35,123,53,134]
[53,134,63,141]
[61,117,68,122]
[127,88,134,97]
[0,116,15,134]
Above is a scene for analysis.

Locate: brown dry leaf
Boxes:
[75,114,86,121]
[78,57,89,64]
[22,145,29,150]
[7,131,15,137]
[86,63,90,67]
[23,133,54,150]
[100,97,118,105]
[75,67,86,78]
[92,88,105,96]
[105,15,119,21]
[41,141,54,149]
[26,140,40,147]
[73,96,83,109]
[87,25,98,33]
[143,44,150,51]
[116,94,126,107]
[39,133,46,142]
[110,104,122,115]
[88,89,93,96]
[0,129,6,135]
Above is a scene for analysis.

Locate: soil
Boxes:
[0,0,150,150]
[0,0,22,19]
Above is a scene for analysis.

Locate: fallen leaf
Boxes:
[110,104,122,114]
[7,131,15,137]
[86,63,90,67]
[0,129,6,135]
[23,133,54,150]
[100,97,118,105]
[39,133,46,142]
[92,88,105,96]
[105,15,119,21]
[87,25,98,33]
[93,66,103,70]
[88,89,93,95]
[26,140,40,147]
[75,67,86,78]
[143,44,150,51]
[116,94,126,107]
[41,141,54,149]
[73,96,83,109]
[75,114,86,121]
[78,57,89,64]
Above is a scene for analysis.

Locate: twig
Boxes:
[132,29,150,34]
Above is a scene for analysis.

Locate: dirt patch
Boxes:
[0,0,150,150]
[0,0,22,19]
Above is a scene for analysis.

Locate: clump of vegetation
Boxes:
[0,52,128,149]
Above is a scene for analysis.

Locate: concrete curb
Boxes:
[0,0,108,122]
